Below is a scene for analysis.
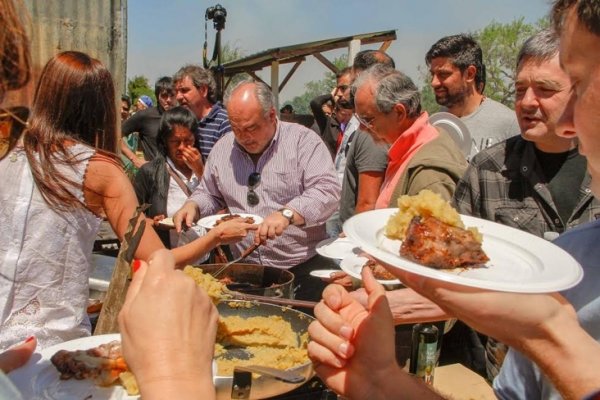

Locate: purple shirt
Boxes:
[189,120,341,268]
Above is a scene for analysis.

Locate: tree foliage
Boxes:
[287,54,348,114]
[220,42,249,90]
[127,75,154,105]
[474,17,543,108]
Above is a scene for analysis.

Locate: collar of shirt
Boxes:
[166,156,200,191]
[200,102,224,123]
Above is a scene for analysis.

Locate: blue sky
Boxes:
[127,0,550,102]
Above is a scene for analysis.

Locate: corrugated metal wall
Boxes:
[5,0,127,108]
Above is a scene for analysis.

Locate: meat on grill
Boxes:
[400,216,489,269]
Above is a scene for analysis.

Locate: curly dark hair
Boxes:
[425,34,486,93]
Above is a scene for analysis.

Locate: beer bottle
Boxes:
[409,323,439,385]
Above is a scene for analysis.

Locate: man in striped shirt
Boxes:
[174,80,341,302]
[173,65,231,163]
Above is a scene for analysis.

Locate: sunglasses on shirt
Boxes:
[247,172,261,206]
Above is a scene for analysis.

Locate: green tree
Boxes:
[127,75,154,106]
[221,42,249,90]
[474,17,540,108]
[417,66,440,114]
[288,54,348,114]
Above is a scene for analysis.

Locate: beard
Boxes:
[435,84,469,108]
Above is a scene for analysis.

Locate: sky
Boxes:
[127,0,550,103]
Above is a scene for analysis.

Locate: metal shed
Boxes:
[5,0,127,108]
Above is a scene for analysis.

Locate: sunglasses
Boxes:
[247,172,261,206]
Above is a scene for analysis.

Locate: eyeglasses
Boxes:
[167,138,195,146]
[354,113,376,129]
[247,172,261,206]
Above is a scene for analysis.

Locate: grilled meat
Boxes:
[363,259,397,280]
[400,216,489,269]
[214,214,255,227]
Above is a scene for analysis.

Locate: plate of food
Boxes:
[8,334,138,399]
[340,253,401,285]
[342,190,583,293]
[315,237,360,259]
[197,213,263,230]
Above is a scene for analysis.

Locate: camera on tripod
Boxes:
[206,4,227,31]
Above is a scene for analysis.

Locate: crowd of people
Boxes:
[2,0,600,399]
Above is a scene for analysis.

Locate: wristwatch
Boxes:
[278,208,294,224]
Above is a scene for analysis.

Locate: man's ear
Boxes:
[393,103,406,122]
[198,84,209,98]
[464,65,477,83]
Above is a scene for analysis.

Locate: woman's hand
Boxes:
[0,336,37,373]
[181,146,204,177]
[209,218,259,246]
[118,250,217,400]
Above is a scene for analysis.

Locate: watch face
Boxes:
[283,209,293,218]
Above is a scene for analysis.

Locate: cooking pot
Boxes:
[215,300,314,399]
[199,263,294,298]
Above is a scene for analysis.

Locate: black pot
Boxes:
[198,263,294,298]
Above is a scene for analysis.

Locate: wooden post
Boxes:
[94,206,147,335]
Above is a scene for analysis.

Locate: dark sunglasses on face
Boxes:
[247,172,261,206]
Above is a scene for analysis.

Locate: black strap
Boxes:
[166,163,192,197]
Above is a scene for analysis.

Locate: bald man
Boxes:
[174,80,341,302]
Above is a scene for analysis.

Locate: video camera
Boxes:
[206,4,227,31]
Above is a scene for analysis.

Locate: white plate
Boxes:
[315,237,360,259]
[342,208,583,293]
[8,334,136,400]
[197,213,263,230]
[429,111,472,157]
[340,253,401,285]
[309,269,341,279]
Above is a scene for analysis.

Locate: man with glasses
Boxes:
[174,80,340,302]
[353,64,466,207]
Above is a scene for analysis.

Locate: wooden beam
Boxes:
[271,61,280,111]
[223,75,233,92]
[247,71,269,88]
[379,40,392,52]
[279,60,302,92]
[313,52,338,74]
[348,39,361,66]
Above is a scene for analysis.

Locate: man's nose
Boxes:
[520,87,539,109]
[430,75,441,88]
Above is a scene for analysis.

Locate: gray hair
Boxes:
[224,79,275,117]
[516,29,560,70]
[173,65,217,104]
[352,64,421,118]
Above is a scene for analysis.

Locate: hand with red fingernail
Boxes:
[0,336,37,373]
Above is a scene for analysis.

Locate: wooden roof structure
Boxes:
[219,29,397,108]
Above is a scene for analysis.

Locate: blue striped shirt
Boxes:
[189,121,341,268]
[195,102,231,161]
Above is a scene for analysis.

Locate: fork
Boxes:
[212,243,260,278]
